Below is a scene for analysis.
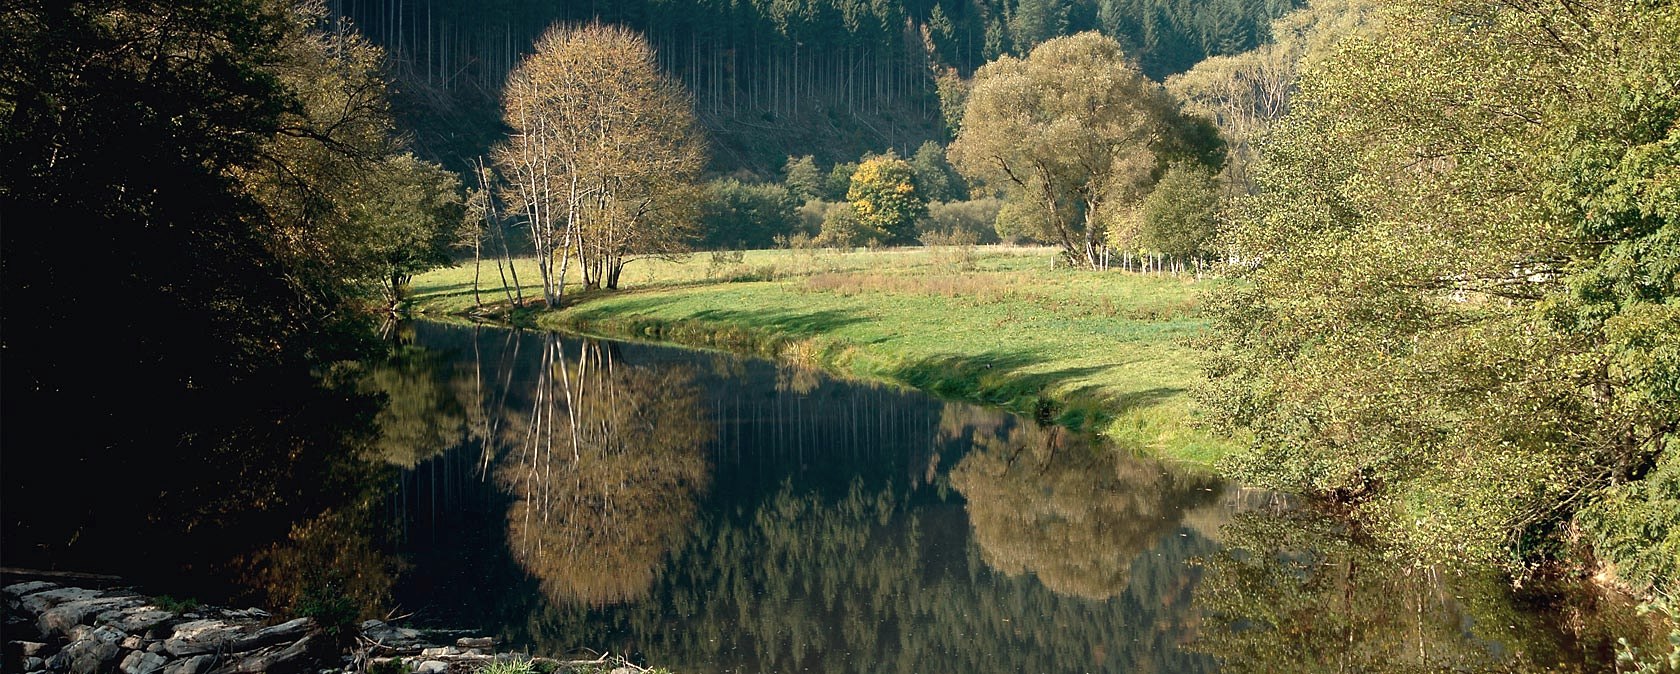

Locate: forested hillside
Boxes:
[327,0,1299,174]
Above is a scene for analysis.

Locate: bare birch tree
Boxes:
[494,23,705,305]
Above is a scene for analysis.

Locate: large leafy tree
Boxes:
[949,32,1221,268]
[1165,0,1379,193]
[1202,0,1678,593]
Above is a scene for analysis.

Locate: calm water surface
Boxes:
[373,323,1625,673]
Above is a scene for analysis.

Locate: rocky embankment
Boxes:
[2,581,587,674]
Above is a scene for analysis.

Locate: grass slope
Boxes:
[408,247,1237,465]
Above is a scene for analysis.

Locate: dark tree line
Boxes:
[0,0,454,590]
[327,0,1300,172]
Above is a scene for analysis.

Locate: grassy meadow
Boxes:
[408,246,1238,465]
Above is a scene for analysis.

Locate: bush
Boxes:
[816,203,865,248]
[1577,444,1679,597]
[699,179,801,250]
[923,198,1002,244]
[994,199,1048,245]
[796,199,833,236]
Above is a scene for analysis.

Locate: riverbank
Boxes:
[1,578,664,674]
[407,247,1239,465]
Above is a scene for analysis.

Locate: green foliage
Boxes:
[1579,444,1680,596]
[909,140,964,202]
[817,201,866,248]
[295,587,360,638]
[700,179,803,250]
[369,660,411,674]
[846,151,927,246]
[250,503,400,638]
[1007,0,1071,53]
[153,595,201,614]
[993,199,1048,245]
[934,67,970,139]
[949,31,1222,268]
[475,659,536,674]
[1201,0,1680,590]
[1133,163,1222,257]
[349,153,465,307]
[1616,598,1680,674]
[823,161,859,202]
[0,0,430,582]
[924,198,1004,244]
[782,155,823,201]
[1167,0,1380,192]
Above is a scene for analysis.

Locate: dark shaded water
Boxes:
[1,321,1655,672]
[370,323,1639,673]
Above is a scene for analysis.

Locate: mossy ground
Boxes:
[408,246,1239,465]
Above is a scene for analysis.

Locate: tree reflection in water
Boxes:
[946,405,1224,600]
[498,336,712,606]
[382,323,1642,673]
[1189,508,1629,673]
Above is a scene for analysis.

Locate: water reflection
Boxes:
[946,406,1223,600]
[389,323,1234,672]
[1187,507,1650,672]
[378,323,1643,673]
[499,337,711,606]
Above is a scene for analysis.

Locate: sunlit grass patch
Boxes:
[409,245,1238,465]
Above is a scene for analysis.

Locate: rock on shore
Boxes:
[2,581,548,674]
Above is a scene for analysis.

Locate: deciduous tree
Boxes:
[1203,0,1679,593]
[846,151,927,246]
[949,32,1207,268]
[495,23,705,304]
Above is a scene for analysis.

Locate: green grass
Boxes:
[408,246,1239,465]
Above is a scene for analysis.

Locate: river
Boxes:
[0,321,1647,672]
[369,323,1635,672]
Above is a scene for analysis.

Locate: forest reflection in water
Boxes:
[368,322,1637,673]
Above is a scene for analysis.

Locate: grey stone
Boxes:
[23,656,45,670]
[418,646,458,658]
[413,660,450,674]
[40,596,138,637]
[147,642,167,654]
[163,620,239,657]
[359,620,423,648]
[121,649,169,674]
[39,595,139,635]
[220,608,268,621]
[3,581,58,598]
[207,633,315,674]
[227,617,311,652]
[162,654,214,674]
[47,625,126,674]
[11,641,48,657]
[454,637,493,649]
[110,608,177,636]
[20,587,104,615]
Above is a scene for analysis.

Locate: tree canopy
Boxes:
[846,152,928,245]
[1202,0,1679,594]
[0,0,450,582]
[495,22,707,304]
[949,32,1222,267]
